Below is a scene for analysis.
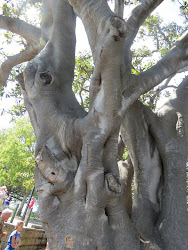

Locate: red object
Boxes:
[28,198,34,209]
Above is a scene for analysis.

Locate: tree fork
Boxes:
[16,0,188,249]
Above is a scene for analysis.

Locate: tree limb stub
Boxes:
[105,173,121,195]
[114,0,124,18]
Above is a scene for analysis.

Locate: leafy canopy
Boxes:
[0,117,36,198]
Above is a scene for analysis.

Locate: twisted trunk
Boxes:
[17,0,188,249]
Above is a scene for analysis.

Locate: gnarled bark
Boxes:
[120,77,188,249]
[14,0,188,249]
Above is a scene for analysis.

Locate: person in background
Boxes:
[5,221,24,250]
[0,187,7,198]
[25,197,34,221]
[0,187,7,212]
[4,194,12,209]
[0,208,12,249]
[28,197,34,211]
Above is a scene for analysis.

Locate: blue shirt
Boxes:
[5,230,20,250]
[5,197,12,206]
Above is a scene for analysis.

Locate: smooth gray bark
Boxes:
[120,77,188,249]
[11,0,188,249]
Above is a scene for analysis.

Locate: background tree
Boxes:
[0,1,188,250]
[0,117,35,214]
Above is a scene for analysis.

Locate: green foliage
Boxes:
[0,1,187,115]
[0,117,36,198]
[7,78,26,119]
[2,2,12,16]
[131,13,187,109]
[138,14,186,55]
[0,0,42,90]
[73,51,94,110]
[122,148,129,160]
[1,0,42,20]
[171,0,188,20]
[0,86,5,98]
[0,65,26,118]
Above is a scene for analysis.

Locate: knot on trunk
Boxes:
[97,16,126,44]
[39,71,53,85]
[35,145,74,196]
[110,16,126,42]
[105,173,121,195]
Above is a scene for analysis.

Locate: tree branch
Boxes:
[0,43,39,86]
[123,0,163,71]
[177,65,188,73]
[156,23,172,48]
[125,0,164,48]
[138,31,188,89]
[120,101,163,244]
[29,0,42,4]
[35,0,76,85]
[0,15,41,44]
[114,0,124,18]
[142,77,188,248]
[0,15,41,85]
[122,31,188,109]
[69,0,113,62]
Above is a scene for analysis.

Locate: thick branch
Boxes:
[125,0,164,48]
[138,31,188,89]
[0,15,41,85]
[0,44,39,86]
[143,78,188,249]
[148,75,175,108]
[114,0,124,18]
[122,31,188,109]
[0,15,41,43]
[69,0,113,61]
[121,101,163,245]
[177,65,188,73]
[123,0,163,71]
[36,0,76,85]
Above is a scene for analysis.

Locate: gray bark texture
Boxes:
[7,0,188,249]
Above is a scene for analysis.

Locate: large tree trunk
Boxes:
[18,0,188,249]
[120,84,188,249]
